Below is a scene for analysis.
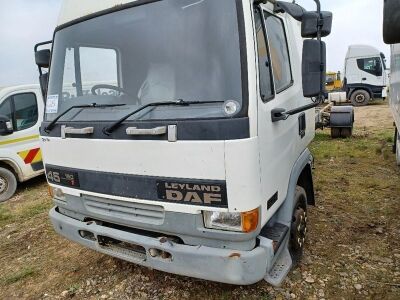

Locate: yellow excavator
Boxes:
[325,71,342,92]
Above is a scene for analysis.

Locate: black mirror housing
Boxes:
[0,115,13,136]
[35,49,51,68]
[302,39,326,98]
[383,0,400,44]
[302,11,332,38]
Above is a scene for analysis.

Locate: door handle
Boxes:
[362,77,367,81]
[61,125,94,139]
[126,126,167,136]
[271,108,289,122]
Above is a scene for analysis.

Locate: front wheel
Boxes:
[0,167,17,202]
[289,186,308,266]
[350,90,370,106]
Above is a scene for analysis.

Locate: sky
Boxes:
[0,0,390,87]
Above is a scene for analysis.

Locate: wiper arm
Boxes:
[103,100,224,135]
[44,103,126,133]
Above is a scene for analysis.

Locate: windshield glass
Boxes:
[46,0,243,122]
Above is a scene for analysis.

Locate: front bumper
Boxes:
[50,207,268,285]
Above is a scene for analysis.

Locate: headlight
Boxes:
[203,208,259,233]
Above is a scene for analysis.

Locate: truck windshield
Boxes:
[46,0,243,122]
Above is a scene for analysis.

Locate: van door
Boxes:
[0,91,43,181]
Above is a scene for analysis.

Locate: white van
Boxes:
[0,85,44,201]
[343,45,388,106]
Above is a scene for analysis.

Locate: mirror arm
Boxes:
[271,101,319,123]
[313,0,325,103]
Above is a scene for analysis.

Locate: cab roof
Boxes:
[58,0,140,26]
[346,45,382,59]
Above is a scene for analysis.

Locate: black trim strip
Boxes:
[40,117,250,141]
[46,165,228,208]
[31,161,44,172]
[267,192,278,209]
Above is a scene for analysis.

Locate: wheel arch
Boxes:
[272,149,315,226]
[296,163,315,206]
[348,86,373,100]
[0,160,23,182]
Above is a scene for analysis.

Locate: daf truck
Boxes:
[343,44,388,106]
[0,85,45,202]
[35,0,333,285]
[383,0,400,165]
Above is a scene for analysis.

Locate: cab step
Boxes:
[264,248,292,287]
[259,223,289,253]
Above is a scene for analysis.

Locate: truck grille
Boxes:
[82,194,165,225]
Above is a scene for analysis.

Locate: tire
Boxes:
[331,127,353,139]
[289,186,308,266]
[350,90,370,106]
[341,127,353,138]
[0,167,17,202]
[331,128,341,138]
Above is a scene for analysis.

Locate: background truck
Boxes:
[383,0,400,166]
[0,85,44,201]
[34,0,351,286]
[342,44,388,106]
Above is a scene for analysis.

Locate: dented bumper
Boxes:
[49,207,268,285]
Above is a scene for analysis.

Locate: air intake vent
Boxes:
[83,194,165,225]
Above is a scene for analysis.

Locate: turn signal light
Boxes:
[241,208,259,233]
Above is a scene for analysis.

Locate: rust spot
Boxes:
[229,252,241,258]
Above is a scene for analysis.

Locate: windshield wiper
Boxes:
[103,100,224,135]
[44,103,126,133]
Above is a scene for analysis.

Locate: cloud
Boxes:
[0,0,62,86]
[297,0,390,71]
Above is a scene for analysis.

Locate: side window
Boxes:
[255,10,274,101]
[79,47,119,96]
[357,57,383,76]
[13,93,39,131]
[0,97,13,121]
[264,12,292,93]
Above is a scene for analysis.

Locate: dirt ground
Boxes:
[0,102,399,300]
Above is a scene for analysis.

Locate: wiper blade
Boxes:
[44,103,126,133]
[103,100,224,134]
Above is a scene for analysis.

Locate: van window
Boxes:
[264,12,292,93]
[0,98,13,121]
[255,10,274,101]
[13,93,39,131]
[357,57,383,76]
[0,93,38,132]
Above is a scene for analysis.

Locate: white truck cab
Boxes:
[0,85,44,201]
[343,45,388,106]
[35,0,332,285]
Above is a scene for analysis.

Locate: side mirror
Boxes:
[0,115,14,136]
[383,0,400,44]
[302,39,326,98]
[35,49,51,68]
[302,11,332,38]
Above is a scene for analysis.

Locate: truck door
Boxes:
[0,91,43,179]
[356,56,385,87]
[255,7,306,218]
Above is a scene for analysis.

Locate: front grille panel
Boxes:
[83,194,165,225]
